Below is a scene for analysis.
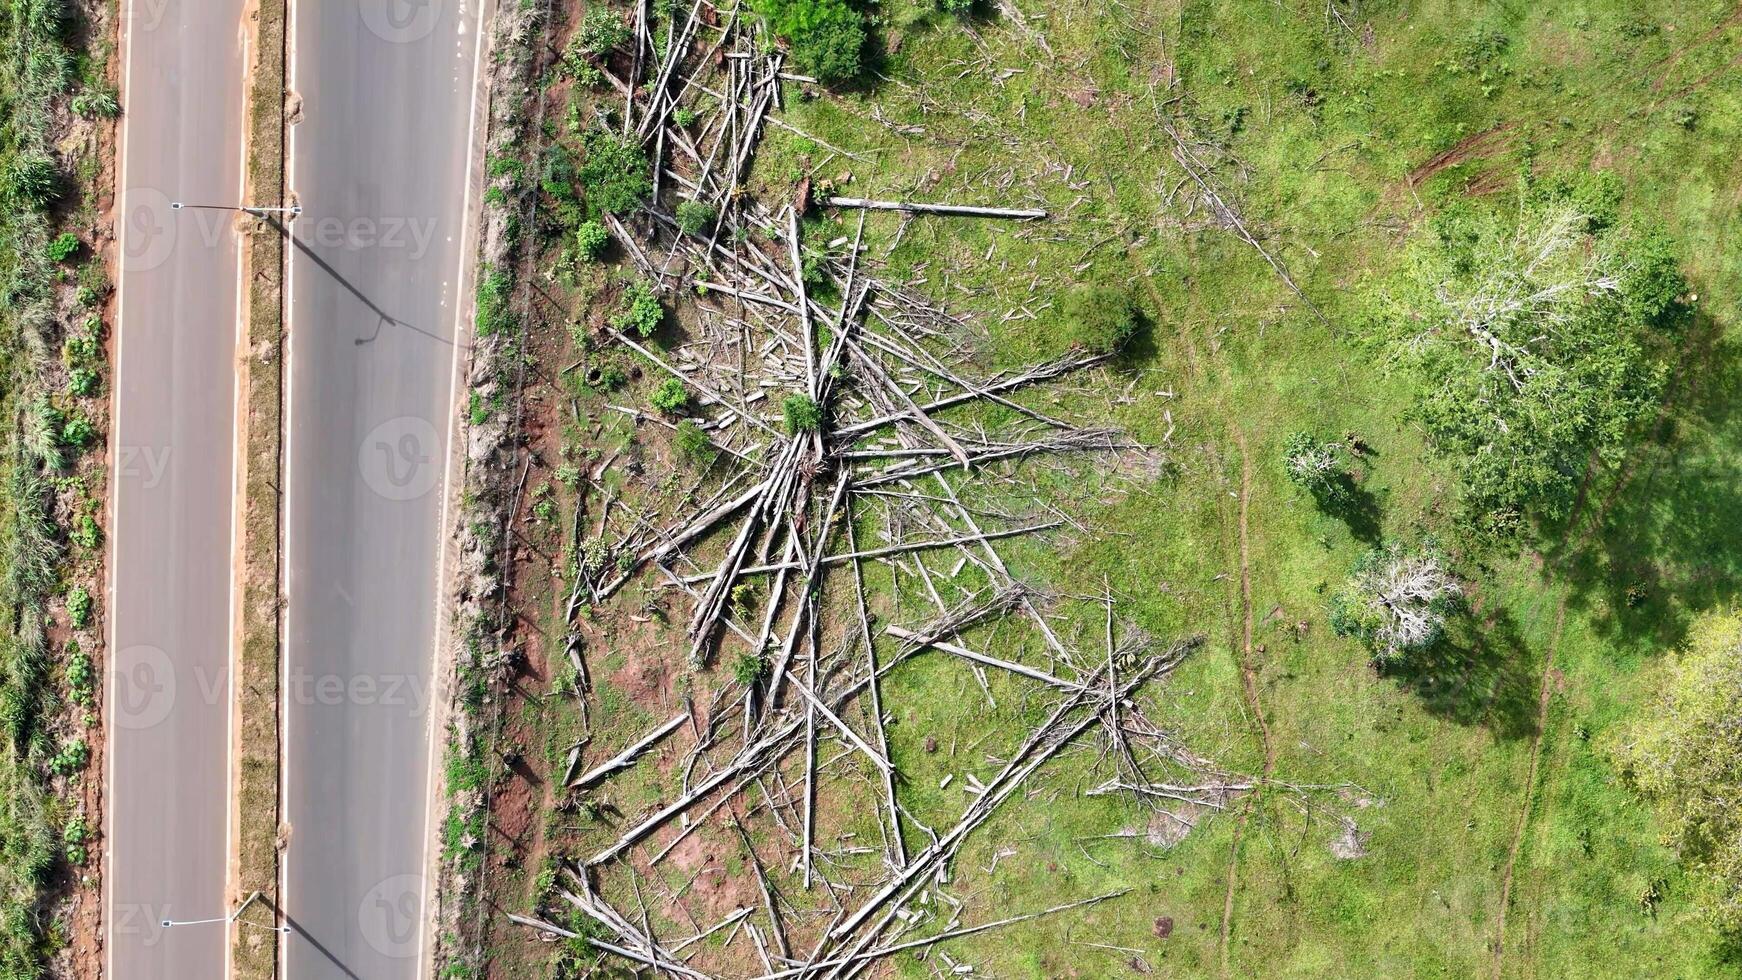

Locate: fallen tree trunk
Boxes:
[825,196,1047,220]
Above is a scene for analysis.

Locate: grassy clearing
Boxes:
[465,0,1742,976]
[745,0,1742,975]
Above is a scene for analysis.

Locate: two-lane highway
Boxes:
[282,1,486,976]
[108,1,486,976]
[107,1,247,977]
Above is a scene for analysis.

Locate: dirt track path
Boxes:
[1218,432,1278,977]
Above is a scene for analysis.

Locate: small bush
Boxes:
[71,87,120,119]
[45,232,78,263]
[72,514,102,550]
[1282,432,1351,507]
[674,419,714,462]
[579,130,652,217]
[67,367,98,397]
[49,738,89,777]
[675,199,717,235]
[611,280,663,337]
[1059,283,1139,355]
[782,394,822,434]
[650,377,688,415]
[732,651,769,687]
[575,9,631,56]
[65,586,91,629]
[575,220,610,261]
[938,0,975,12]
[673,107,698,128]
[60,413,96,450]
[753,0,866,83]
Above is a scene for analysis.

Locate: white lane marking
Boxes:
[279,0,300,974]
[104,1,138,974]
[415,2,492,976]
[223,12,250,978]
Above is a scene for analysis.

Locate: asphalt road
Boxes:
[106,1,247,977]
[282,2,484,976]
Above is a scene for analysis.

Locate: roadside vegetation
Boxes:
[0,0,117,972]
[445,0,1742,977]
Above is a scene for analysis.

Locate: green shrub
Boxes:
[49,738,89,777]
[71,514,101,550]
[1329,542,1461,662]
[732,651,769,687]
[611,281,663,337]
[752,0,865,83]
[579,130,652,217]
[65,585,91,629]
[673,107,698,128]
[782,394,822,434]
[67,367,98,397]
[650,377,688,415]
[675,199,717,235]
[44,232,78,263]
[575,9,631,56]
[938,0,975,12]
[66,644,93,705]
[1282,432,1351,507]
[575,219,609,262]
[64,320,101,365]
[1059,283,1139,354]
[675,419,714,462]
[60,413,95,450]
[71,87,120,119]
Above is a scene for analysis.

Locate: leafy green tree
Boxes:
[1329,542,1461,662]
[1372,176,1687,540]
[1614,611,1742,936]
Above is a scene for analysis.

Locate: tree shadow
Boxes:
[1553,312,1742,653]
[1376,605,1539,741]
[1323,475,1383,544]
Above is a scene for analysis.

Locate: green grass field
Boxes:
[744,0,1742,975]
[478,1,1742,977]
